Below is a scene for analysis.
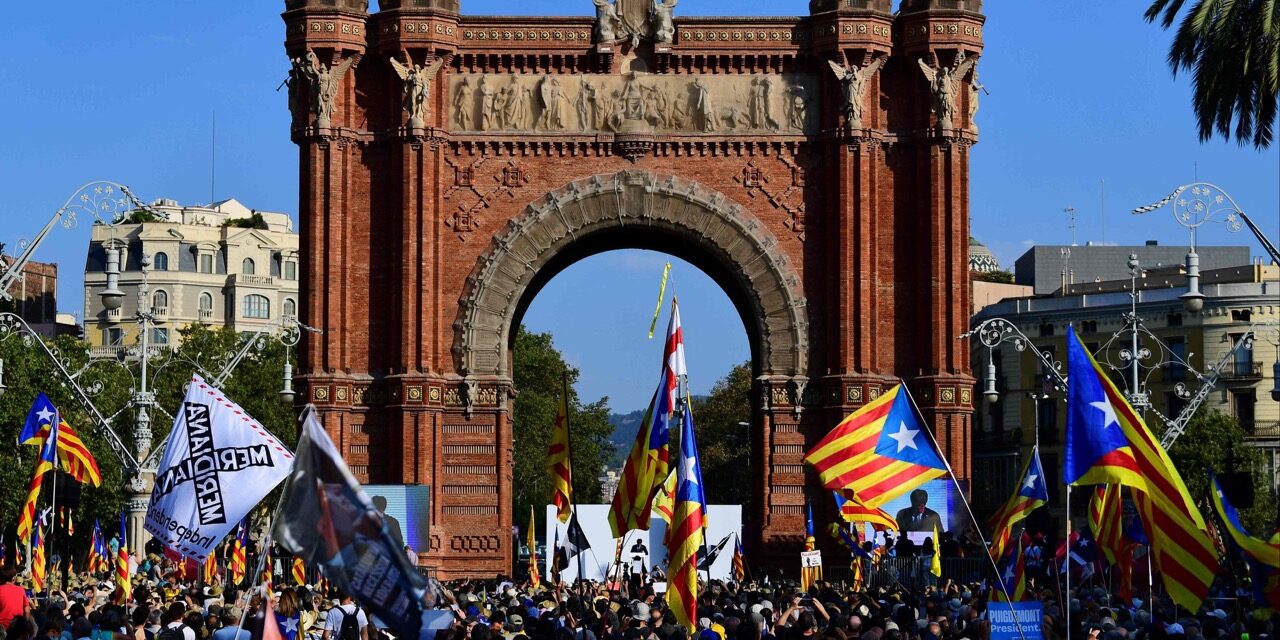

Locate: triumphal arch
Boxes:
[283,0,983,577]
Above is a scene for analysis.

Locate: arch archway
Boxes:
[454,169,809,387]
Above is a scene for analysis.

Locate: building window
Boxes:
[1231,309,1252,322]
[242,258,256,275]
[283,298,297,318]
[200,253,214,274]
[103,328,124,346]
[1232,334,1254,375]
[150,328,169,345]
[1233,390,1256,432]
[243,294,270,319]
[153,252,169,271]
[199,292,214,319]
[152,290,168,312]
[284,261,297,281]
[1166,336,1186,381]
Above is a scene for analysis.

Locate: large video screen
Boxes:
[364,484,432,553]
[863,479,963,545]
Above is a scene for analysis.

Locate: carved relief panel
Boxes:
[448,73,819,134]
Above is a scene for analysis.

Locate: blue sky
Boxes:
[0,1,1275,411]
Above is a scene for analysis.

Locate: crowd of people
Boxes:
[0,548,1272,640]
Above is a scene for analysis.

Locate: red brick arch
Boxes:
[453,169,809,382]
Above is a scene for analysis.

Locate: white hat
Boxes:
[1167,623,1186,635]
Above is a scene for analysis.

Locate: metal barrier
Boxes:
[820,557,992,591]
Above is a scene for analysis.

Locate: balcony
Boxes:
[227,274,275,287]
[1248,421,1280,439]
[105,307,122,322]
[1221,360,1263,385]
[198,308,214,320]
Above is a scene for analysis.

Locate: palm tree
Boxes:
[1146,0,1280,149]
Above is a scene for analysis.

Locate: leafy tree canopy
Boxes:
[1165,409,1276,533]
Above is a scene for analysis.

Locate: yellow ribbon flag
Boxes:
[647,262,672,338]
[930,524,942,577]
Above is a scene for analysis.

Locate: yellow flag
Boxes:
[930,525,942,577]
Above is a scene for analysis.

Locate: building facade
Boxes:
[83,199,300,354]
[284,0,984,576]
[1014,243,1250,296]
[971,261,1280,526]
[1,255,59,336]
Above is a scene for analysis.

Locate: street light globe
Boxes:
[1179,291,1205,313]
[1270,361,1280,402]
[984,388,999,404]
[279,387,295,403]
[100,287,125,311]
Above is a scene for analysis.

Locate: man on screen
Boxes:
[895,489,943,533]
[371,495,406,550]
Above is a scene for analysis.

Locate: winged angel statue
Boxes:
[827,56,887,130]
[390,56,447,128]
[292,51,358,129]
[917,51,977,129]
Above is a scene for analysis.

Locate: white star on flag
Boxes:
[888,421,920,452]
[36,407,55,425]
[1022,473,1039,490]
[281,618,298,634]
[683,455,700,485]
[1089,399,1119,429]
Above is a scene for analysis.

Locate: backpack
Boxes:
[158,625,187,640]
[337,606,361,640]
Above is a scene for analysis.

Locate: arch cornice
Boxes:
[453,169,808,383]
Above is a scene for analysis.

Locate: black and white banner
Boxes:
[145,375,294,559]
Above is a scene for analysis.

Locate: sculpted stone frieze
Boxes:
[448,73,818,134]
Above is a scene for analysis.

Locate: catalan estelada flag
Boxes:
[989,447,1048,561]
[262,544,273,593]
[1209,471,1279,568]
[666,405,705,631]
[832,490,897,531]
[21,392,101,486]
[1063,327,1218,610]
[547,377,573,523]
[992,534,1028,602]
[731,536,746,583]
[114,515,130,604]
[804,384,947,507]
[86,519,107,574]
[527,506,541,589]
[652,469,677,544]
[30,521,47,593]
[230,521,248,584]
[17,420,59,542]
[608,299,684,537]
[1089,484,1127,565]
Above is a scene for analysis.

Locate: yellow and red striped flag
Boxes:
[1064,328,1218,611]
[547,379,573,523]
[989,448,1048,561]
[205,551,219,583]
[666,406,705,631]
[833,490,897,531]
[230,522,247,584]
[1089,484,1128,565]
[804,384,948,507]
[17,422,59,542]
[732,536,746,583]
[31,521,47,593]
[20,393,101,486]
[292,556,306,586]
[651,470,677,543]
[527,506,541,589]
[608,299,684,537]
[262,544,273,593]
[114,515,130,604]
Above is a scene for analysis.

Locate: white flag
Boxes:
[144,374,294,559]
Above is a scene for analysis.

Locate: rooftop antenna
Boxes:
[1065,206,1077,246]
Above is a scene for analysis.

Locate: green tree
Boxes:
[1145,0,1280,148]
[1165,409,1276,532]
[0,322,296,555]
[691,362,753,505]
[511,327,615,533]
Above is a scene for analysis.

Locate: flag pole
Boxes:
[899,380,1027,640]
[1065,486,1073,639]
[559,370,587,590]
